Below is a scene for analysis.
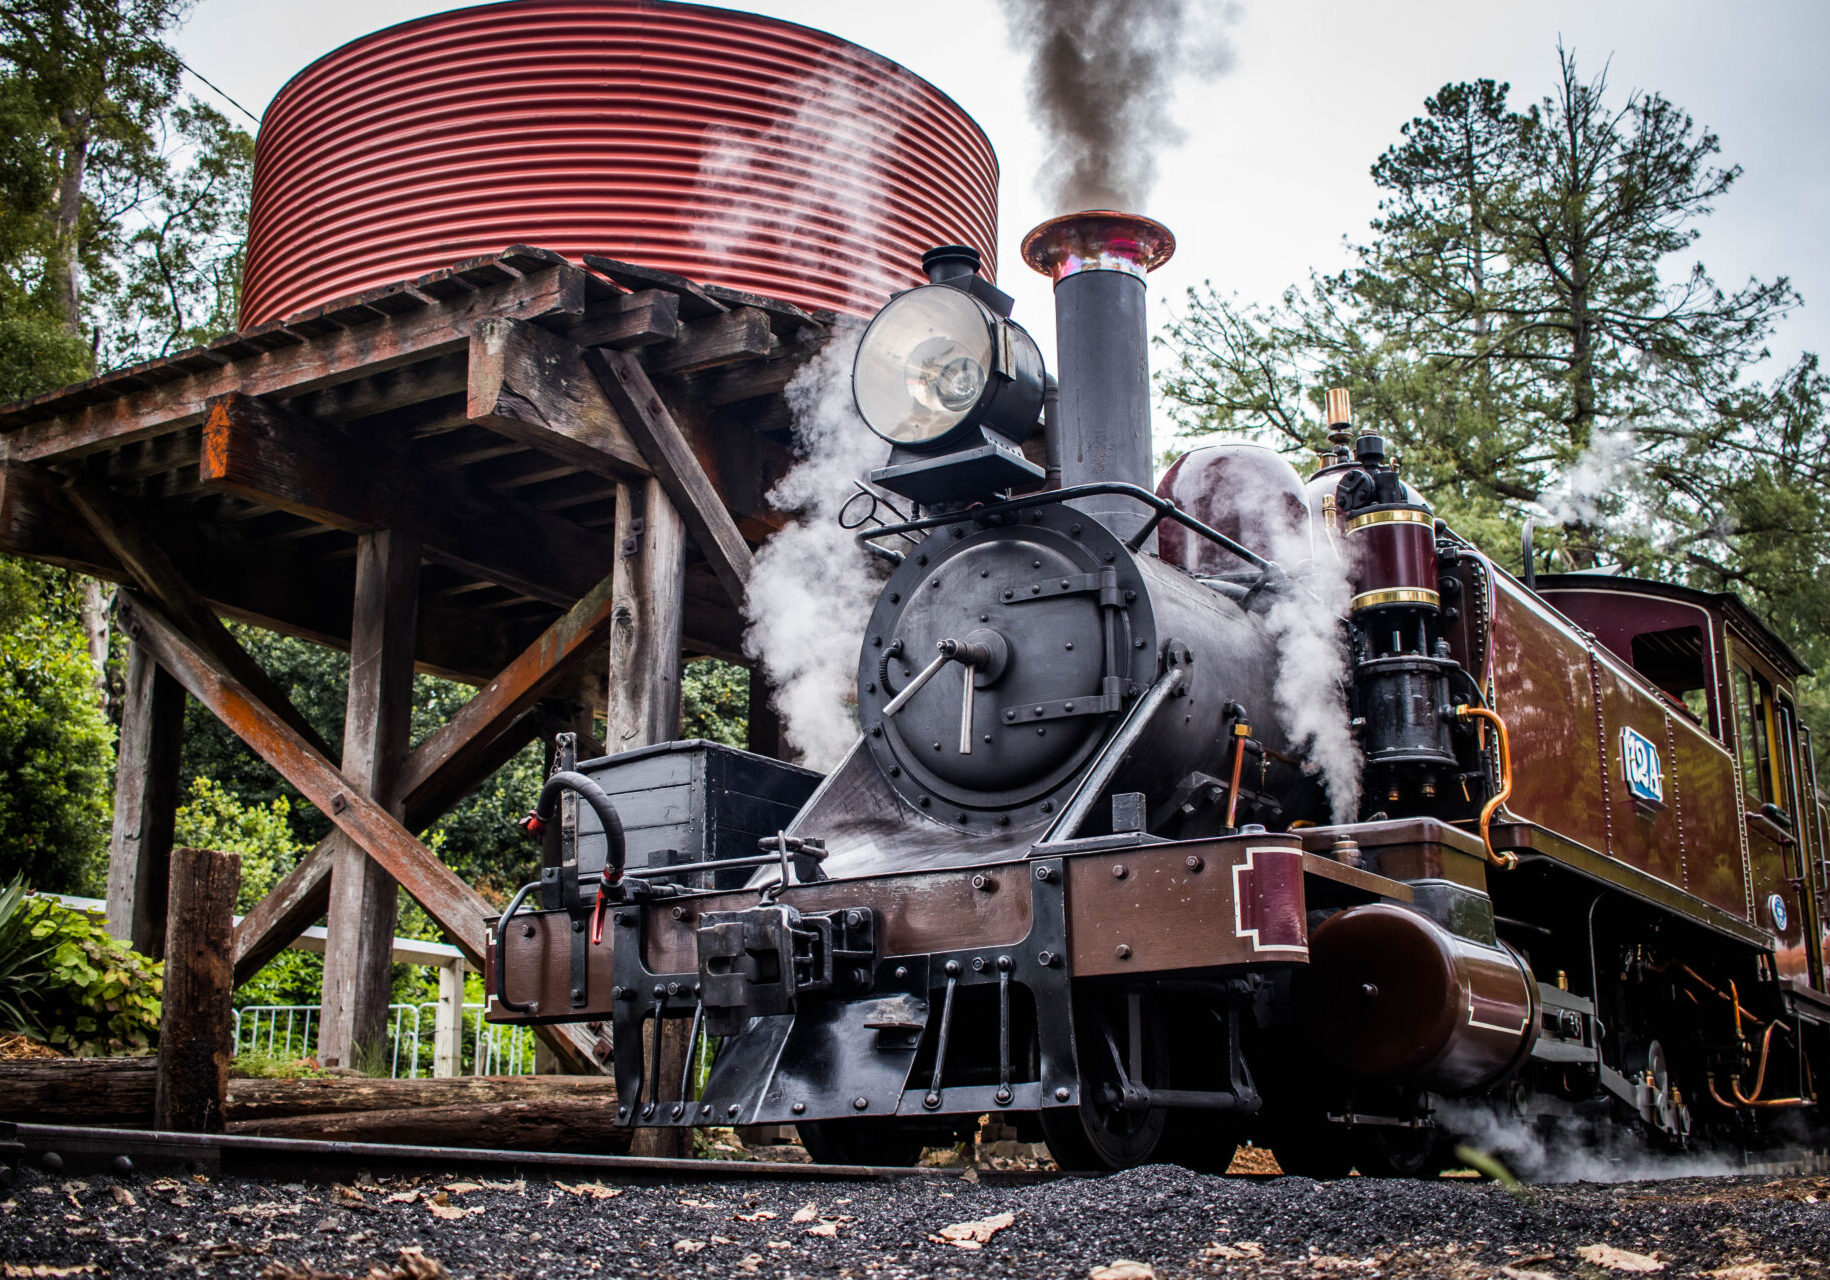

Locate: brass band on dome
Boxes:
[1346,507,1434,533]
[1351,587,1441,611]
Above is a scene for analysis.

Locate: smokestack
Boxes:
[1021,209,1174,542]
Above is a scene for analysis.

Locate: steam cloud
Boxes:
[1261,489,1362,824]
[695,47,908,311]
[1538,426,1638,528]
[1434,1100,1738,1184]
[994,0,1237,211]
[741,324,889,770]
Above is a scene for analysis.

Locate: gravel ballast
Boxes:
[3,1163,1828,1278]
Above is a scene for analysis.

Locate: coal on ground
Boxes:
[2,1163,1827,1278]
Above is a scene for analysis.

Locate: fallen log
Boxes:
[0,1057,157,1125]
[227,1098,633,1153]
[223,1074,623,1121]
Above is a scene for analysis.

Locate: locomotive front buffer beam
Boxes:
[487,834,1425,1131]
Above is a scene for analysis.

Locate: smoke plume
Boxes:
[741,324,889,770]
[1538,426,1638,528]
[995,0,1237,211]
[1261,498,1362,824]
[695,47,907,311]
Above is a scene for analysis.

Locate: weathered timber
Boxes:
[1,265,587,465]
[699,282,825,333]
[588,348,755,607]
[606,479,688,752]
[233,572,619,983]
[66,476,337,761]
[467,317,649,477]
[282,353,467,424]
[227,1099,633,1153]
[0,464,522,685]
[696,342,825,406]
[583,254,728,319]
[566,289,682,350]
[106,641,184,958]
[644,307,774,375]
[318,531,419,1069]
[120,590,601,1073]
[200,393,616,607]
[156,847,240,1133]
[0,1058,157,1125]
[224,1073,623,1120]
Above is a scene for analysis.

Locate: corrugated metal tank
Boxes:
[240,0,999,324]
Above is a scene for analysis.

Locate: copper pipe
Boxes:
[1456,706,1518,869]
[1225,722,1250,829]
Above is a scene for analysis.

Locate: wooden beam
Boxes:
[200,393,615,607]
[233,571,619,983]
[1,266,587,466]
[105,641,185,959]
[318,530,419,1069]
[117,590,603,1073]
[66,476,337,761]
[694,342,824,406]
[281,353,467,424]
[643,307,774,376]
[565,289,681,350]
[586,347,755,607]
[606,478,688,751]
[467,317,650,477]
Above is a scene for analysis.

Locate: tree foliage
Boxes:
[1159,47,1826,688]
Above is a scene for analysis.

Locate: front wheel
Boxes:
[1039,992,1171,1171]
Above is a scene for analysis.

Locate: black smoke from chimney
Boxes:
[995,0,1237,212]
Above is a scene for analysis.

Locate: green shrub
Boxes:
[0,878,162,1056]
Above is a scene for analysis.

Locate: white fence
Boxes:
[231,1001,535,1078]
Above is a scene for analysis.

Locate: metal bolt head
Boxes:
[611,985,623,1000]
[667,981,681,996]
[972,956,987,972]
[703,1104,714,1116]
[572,918,585,933]
[570,986,584,1000]
[652,984,665,998]
[728,1104,741,1118]
[1034,864,1053,881]
[1055,1086,1071,1102]
[997,955,1013,971]
[846,909,864,927]
[1112,864,1128,879]
[995,1088,1013,1105]
[972,873,989,891]
[792,1102,806,1115]
[671,905,689,920]
[521,922,535,937]
[1037,950,1055,967]
[894,965,909,980]
[1115,944,1133,960]
[944,960,961,976]
[1185,855,1204,872]
[853,1096,869,1111]
[923,1092,941,1110]
[672,1103,685,1118]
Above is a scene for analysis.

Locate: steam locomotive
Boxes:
[489,210,1830,1174]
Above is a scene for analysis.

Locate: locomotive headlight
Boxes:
[853,283,1045,450]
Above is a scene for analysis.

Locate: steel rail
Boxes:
[0,1122,1065,1185]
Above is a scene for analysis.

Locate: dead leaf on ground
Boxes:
[1202,1242,1265,1260]
[1089,1263,1159,1280]
[555,1182,622,1200]
[805,1222,839,1238]
[393,1249,450,1280]
[108,1187,134,1208]
[1577,1245,1666,1273]
[930,1211,1016,1250]
[1706,1266,1778,1280]
[425,1192,484,1222]
[735,1211,777,1222]
[791,1203,820,1223]
[1500,1268,1559,1280]
[766,1241,792,1250]
[441,1182,482,1196]
[3,1266,98,1278]
[737,1256,764,1273]
[673,1241,707,1254]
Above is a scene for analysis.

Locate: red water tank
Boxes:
[240,0,999,324]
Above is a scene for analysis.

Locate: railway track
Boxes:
[0,1121,1064,1185]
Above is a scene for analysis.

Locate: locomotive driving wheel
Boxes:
[1040,990,1172,1171]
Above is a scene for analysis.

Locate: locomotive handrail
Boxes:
[854,481,1285,582]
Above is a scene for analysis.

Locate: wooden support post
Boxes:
[105,641,184,957]
[606,478,687,752]
[606,478,691,1154]
[116,589,604,1074]
[319,530,420,1070]
[155,847,240,1133]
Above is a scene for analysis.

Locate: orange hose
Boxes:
[1456,706,1518,869]
[1225,723,1250,829]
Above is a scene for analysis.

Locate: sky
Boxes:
[174,0,1830,398]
